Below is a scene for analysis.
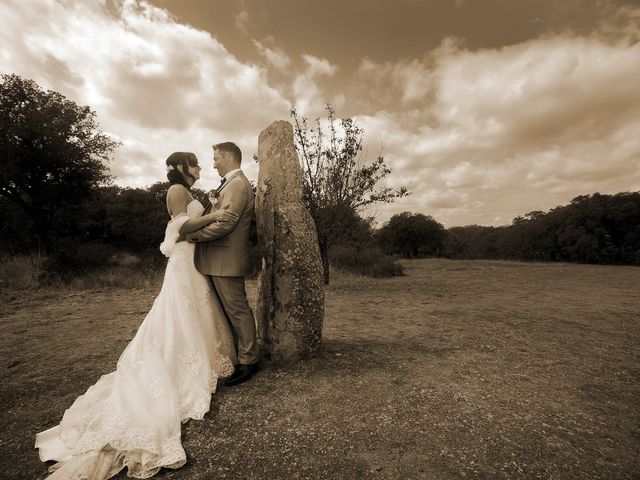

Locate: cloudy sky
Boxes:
[2,0,639,226]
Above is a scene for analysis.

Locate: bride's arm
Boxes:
[165,185,237,234]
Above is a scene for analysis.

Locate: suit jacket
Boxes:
[188,170,254,277]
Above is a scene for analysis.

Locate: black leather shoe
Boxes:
[225,362,260,387]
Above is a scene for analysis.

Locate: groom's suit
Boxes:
[187,170,258,365]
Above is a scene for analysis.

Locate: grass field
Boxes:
[1,259,638,479]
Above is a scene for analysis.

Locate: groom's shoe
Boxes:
[225,362,260,387]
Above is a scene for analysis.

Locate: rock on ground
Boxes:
[255,120,324,363]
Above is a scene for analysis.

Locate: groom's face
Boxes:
[213,149,230,176]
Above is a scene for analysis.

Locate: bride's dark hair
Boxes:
[166,152,198,188]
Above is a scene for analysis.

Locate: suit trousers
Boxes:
[210,276,258,365]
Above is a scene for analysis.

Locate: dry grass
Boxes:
[0,254,166,292]
[1,259,638,479]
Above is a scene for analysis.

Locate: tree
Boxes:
[377,212,446,258]
[290,104,409,284]
[0,195,32,254]
[0,74,117,252]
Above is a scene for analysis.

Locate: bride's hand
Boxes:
[208,209,239,223]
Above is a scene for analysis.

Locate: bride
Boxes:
[36,152,239,479]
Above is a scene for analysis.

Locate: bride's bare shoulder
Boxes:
[166,184,191,215]
[167,183,189,195]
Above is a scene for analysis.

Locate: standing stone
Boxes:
[256,120,324,363]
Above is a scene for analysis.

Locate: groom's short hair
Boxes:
[213,142,242,164]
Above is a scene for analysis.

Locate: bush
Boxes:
[37,247,165,289]
[0,255,41,290]
[40,242,117,283]
[329,244,404,277]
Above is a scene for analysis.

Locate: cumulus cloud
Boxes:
[357,57,435,106]
[355,31,640,226]
[253,37,291,70]
[291,54,339,115]
[355,37,462,111]
[301,54,338,77]
[0,0,289,188]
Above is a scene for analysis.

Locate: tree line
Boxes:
[376,192,640,265]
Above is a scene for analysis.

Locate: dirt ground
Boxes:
[1,259,639,479]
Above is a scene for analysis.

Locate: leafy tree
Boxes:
[290,104,409,283]
[377,212,446,258]
[0,74,117,251]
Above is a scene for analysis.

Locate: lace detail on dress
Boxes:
[36,199,237,480]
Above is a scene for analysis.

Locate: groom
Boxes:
[186,142,259,386]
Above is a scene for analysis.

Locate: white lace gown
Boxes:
[35,200,236,479]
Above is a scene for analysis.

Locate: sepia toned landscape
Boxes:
[2,1,640,479]
[2,259,638,479]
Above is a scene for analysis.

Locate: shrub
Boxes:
[40,242,117,283]
[329,244,404,277]
[37,247,165,289]
[0,255,41,290]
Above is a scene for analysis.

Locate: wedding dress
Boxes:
[36,199,236,479]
